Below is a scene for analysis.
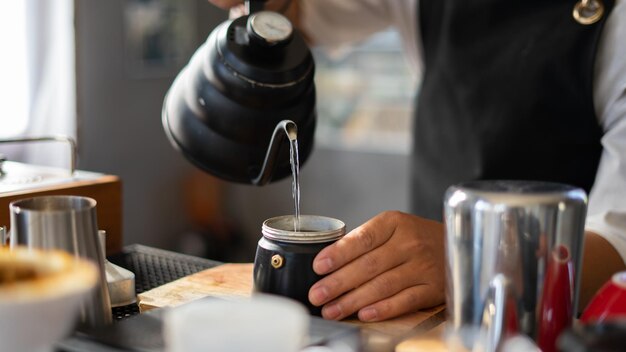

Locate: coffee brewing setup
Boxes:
[160,0,350,313]
[161,4,604,351]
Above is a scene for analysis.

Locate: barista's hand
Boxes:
[309,211,446,322]
[207,1,299,25]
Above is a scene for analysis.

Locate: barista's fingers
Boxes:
[357,284,443,322]
[313,211,399,275]
[309,246,404,306]
[209,0,293,12]
[208,0,243,10]
[229,5,247,18]
[318,262,423,321]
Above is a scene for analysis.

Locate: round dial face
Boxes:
[249,11,293,44]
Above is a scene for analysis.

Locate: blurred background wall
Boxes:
[75,0,411,262]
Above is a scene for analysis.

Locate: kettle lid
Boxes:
[217,13,313,85]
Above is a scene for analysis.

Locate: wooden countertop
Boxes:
[137,263,448,351]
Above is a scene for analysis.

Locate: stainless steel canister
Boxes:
[444,180,587,352]
[253,215,345,315]
[9,195,112,327]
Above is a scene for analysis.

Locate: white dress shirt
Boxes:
[300,0,626,263]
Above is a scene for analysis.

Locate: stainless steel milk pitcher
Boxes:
[443,180,587,352]
[10,195,113,327]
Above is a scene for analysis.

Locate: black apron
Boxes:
[412,0,615,220]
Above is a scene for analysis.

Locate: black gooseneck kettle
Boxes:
[161,0,316,185]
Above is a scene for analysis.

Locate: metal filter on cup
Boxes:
[443,180,587,352]
[253,215,345,315]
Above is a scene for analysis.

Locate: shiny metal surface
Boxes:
[0,135,77,175]
[262,215,345,243]
[249,11,293,43]
[0,153,6,176]
[99,230,136,308]
[9,195,112,327]
[444,180,587,351]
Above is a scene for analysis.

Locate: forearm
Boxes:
[579,231,626,312]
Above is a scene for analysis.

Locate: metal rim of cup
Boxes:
[262,215,345,244]
[448,180,588,206]
[10,195,97,214]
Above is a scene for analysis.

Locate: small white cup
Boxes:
[0,247,98,352]
[164,294,309,352]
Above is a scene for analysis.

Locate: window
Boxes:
[313,29,415,154]
[0,1,29,138]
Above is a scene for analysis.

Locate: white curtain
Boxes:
[4,0,76,168]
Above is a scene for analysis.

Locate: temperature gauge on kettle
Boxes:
[247,11,293,46]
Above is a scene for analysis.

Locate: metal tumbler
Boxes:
[443,180,587,352]
[9,195,112,327]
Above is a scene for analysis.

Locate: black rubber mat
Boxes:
[107,244,221,320]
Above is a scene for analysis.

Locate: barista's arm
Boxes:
[580,231,626,311]
[582,0,626,310]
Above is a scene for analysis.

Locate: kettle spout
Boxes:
[252,120,298,186]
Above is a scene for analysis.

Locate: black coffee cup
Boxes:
[253,215,345,315]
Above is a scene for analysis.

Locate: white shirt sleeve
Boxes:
[299,0,422,76]
[587,0,626,264]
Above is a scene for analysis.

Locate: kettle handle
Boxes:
[246,0,266,14]
[252,120,297,186]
